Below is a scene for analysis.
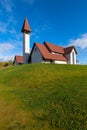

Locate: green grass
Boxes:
[0,64,87,130]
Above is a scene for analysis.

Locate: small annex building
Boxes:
[13,55,23,65]
[13,18,77,65]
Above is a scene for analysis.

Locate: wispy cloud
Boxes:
[0,0,14,12]
[0,16,16,34]
[0,43,15,54]
[0,39,23,62]
[0,0,17,35]
[31,32,40,39]
[68,33,87,49]
[31,22,52,40]
[0,42,22,61]
[41,23,52,31]
[23,0,35,5]
[0,23,16,34]
[0,21,8,33]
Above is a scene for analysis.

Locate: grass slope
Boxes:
[0,64,87,130]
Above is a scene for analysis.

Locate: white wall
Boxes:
[65,49,76,64]
[23,33,30,64]
[31,46,43,63]
[70,49,76,64]
[42,60,51,63]
[54,60,67,64]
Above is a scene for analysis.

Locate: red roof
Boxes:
[64,46,77,54]
[35,43,67,61]
[21,18,31,33]
[44,42,64,54]
[29,42,77,62]
[15,56,23,63]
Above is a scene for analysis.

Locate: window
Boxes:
[72,52,74,64]
[35,47,37,53]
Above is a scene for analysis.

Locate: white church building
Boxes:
[13,18,77,65]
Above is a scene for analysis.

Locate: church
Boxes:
[13,18,77,65]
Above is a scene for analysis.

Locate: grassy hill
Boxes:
[0,64,87,130]
[0,61,13,69]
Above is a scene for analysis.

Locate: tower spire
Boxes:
[21,18,31,64]
[21,18,31,33]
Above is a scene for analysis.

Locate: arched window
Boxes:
[72,52,74,64]
[35,47,37,53]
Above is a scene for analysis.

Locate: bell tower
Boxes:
[21,18,31,64]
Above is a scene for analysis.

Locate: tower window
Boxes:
[35,47,37,53]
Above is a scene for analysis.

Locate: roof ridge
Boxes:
[64,45,75,49]
[44,41,64,54]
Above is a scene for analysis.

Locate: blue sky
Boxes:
[0,0,87,64]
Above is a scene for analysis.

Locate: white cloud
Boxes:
[0,40,23,62]
[0,55,14,62]
[0,43,15,54]
[0,44,14,61]
[0,0,14,12]
[69,33,87,49]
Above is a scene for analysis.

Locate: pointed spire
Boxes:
[21,18,31,33]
